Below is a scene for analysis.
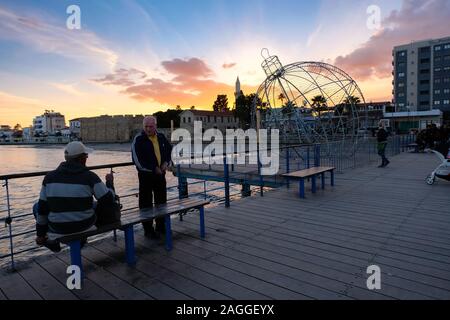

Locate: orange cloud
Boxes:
[161,58,213,78]
[222,63,237,69]
[334,0,450,81]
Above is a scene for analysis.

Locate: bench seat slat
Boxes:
[57,198,209,243]
[282,166,335,178]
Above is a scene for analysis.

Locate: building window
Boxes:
[435,89,441,94]
[435,79,441,84]
[398,72,405,77]
[435,57,442,62]
[214,116,217,122]
[398,82,405,87]
[398,62,405,68]
[420,69,430,74]
[444,78,450,83]
[435,67,442,72]
[435,46,441,51]
[398,103,405,108]
[183,117,186,123]
[444,100,450,105]
[208,116,210,122]
[445,44,450,49]
[398,93,405,97]
[420,90,430,95]
[444,89,450,94]
[221,117,224,123]
[188,117,191,123]
[444,67,450,71]
[420,58,430,63]
[399,51,405,56]
[434,100,441,105]
[445,55,450,60]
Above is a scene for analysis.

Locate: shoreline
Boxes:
[0,142,132,152]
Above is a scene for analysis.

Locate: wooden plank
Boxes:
[33,254,115,300]
[95,240,232,300]
[81,244,191,300]
[17,260,78,300]
[105,238,272,300]
[55,250,152,300]
[0,271,42,300]
[282,166,335,178]
[173,215,440,299]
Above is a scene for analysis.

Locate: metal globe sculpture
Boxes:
[252,49,365,153]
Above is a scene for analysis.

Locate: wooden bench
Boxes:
[282,166,335,198]
[56,198,209,273]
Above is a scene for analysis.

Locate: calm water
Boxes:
[0,145,233,267]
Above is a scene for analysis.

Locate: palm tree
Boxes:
[311,95,327,117]
[342,95,361,114]
[278,93,286,106]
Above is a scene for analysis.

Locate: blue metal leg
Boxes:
[312,175,316,193]
[69,240,83,275]
[321,173,325,190]
[199,206,205,238]
[331,170,335,186]
[299,178,305,198]
[124,226,136,266]
[165,215,173,251]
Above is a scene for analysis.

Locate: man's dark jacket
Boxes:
[131,131,172,172]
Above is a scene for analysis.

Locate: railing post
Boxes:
[3,179,15,270]
[314,144,320,167]
[286,147,290,189]
[223,155,230,207]
[307,146,310,168]
[177,164,188,199]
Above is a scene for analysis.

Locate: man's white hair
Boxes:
[143,115,157,125]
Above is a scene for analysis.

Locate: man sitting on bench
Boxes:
[35,141,119,252]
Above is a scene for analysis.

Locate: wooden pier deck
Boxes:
[1,151,449,300]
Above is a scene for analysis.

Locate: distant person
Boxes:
[131,116,172,239]
[35,142,119,252]
[376,122,390,168]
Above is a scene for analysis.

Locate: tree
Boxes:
[14,123,22,131]
[152,108,183,128]
[311,95,328,117]
[190,105,196,110]
[281,101,295,118]
[234,91,263,128]
[176,105,182,111]
[212,94,229,112]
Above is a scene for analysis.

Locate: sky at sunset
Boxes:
[1,0,450,127]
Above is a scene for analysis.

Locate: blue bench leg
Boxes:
[331,170,335,186]
[299,178,305,198]
[321,173,325,190]
[311,175,317,193]
[124,226,136,266]
[165,215,173,251]
[199,206,205,239]
[69,240,83,276]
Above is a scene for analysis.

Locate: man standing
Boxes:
[376,122,390,168]
[132,116,172,239]
[35,141,118,251]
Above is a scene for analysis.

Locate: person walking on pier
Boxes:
[376,122,390,168]
[131,116,172,239]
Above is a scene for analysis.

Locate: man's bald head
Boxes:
[143,116,157,136]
